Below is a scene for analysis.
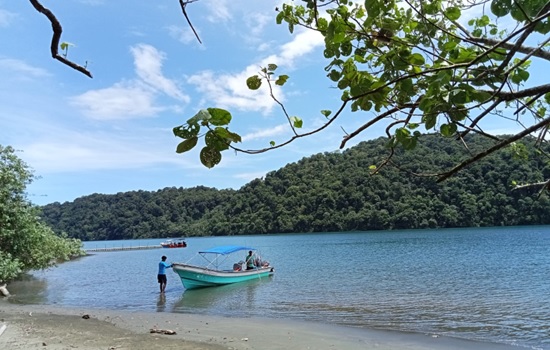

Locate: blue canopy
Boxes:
[199,245,256,255]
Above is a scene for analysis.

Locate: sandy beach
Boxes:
[0,301,522,350]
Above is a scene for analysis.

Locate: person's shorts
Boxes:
[157,274,167,283]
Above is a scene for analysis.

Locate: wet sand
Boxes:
[0,302,521,350]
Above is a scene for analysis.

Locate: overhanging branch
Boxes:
[438,114,550,182]
[29,0,93,78]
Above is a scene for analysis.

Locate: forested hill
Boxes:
[40,134,550,240]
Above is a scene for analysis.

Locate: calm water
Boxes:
[7,227,550,349]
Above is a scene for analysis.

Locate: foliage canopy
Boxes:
[0,145,83,284]
[169,0,550,179]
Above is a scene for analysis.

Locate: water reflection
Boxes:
[173,277,273,316]
[5,273,48,304]
[156,293,166,312]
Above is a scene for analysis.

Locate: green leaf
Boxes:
[270,141,276,147]
[423,113,437,130]
[275,75,289,86]
[205,130,229,151]
[187,109,211,124]
[207,108,232,126]
[246,75,262,90]
[176,137,198,153]
[290,116,303,128]
[225,130,242,143]
[200,146,222,168]
[409,53,425,65]
[267,63,278,72]
[448,108,468,121]
[276,11,284,24]
[329,70,341,82]
[321,110,332,117]
[173,122,200,139]
[445,7,461,20]
[440,123,457,136]
[491,0,512,17]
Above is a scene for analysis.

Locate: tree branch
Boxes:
[340,103,418,149]
[179,0,202,44]
[438,114,550,182]
[29,0,93,78]
[471,37,550,61]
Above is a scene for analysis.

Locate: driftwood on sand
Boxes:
[0,284,9,297]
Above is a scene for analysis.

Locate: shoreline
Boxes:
[0,301,523,350]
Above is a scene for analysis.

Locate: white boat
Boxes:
[172,245,274,289]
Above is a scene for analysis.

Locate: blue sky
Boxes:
[0,0,527,206]
[1,0,373,206]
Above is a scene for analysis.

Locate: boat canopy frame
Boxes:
[188,245,257,270]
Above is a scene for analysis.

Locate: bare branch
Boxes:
[438,114,550,182]
[230,100,350,154]
[489,83,550,101]
[179,0,202,44]
[340,104,418,149]
[29,0,92,78]
[470,37,550,61]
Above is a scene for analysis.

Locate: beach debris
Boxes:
[82,314,90,319]
[150,328,177,335]
[0,324,7,338]
[42,342,47,346]
[29,312,32,317]
[241,337,249,341]
[0,284,9,297]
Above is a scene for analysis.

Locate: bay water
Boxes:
[6,226,550,349]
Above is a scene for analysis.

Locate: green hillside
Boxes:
[40,134,550,240]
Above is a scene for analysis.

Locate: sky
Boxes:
[0,0,530,206]
[1,0,371,206]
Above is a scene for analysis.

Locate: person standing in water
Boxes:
[158,256,173,293]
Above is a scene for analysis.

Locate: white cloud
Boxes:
[243,12,272,42]
[277,30,324,66]
[71,44,189,119]
[205,0,232,22]
[0,9,16,27]
[0,58,50,77]
[187,68,278,113]
[167,25,201,45]
[130,44,189,102]
[70,81,163,120]
[242,124,288,141]
[187,29,324,113]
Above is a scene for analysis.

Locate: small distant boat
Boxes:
[172,245,274,290]
[160,238,187,248]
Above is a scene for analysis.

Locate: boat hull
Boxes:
[172,263,274,289]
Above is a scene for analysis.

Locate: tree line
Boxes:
[39,134,550,240]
